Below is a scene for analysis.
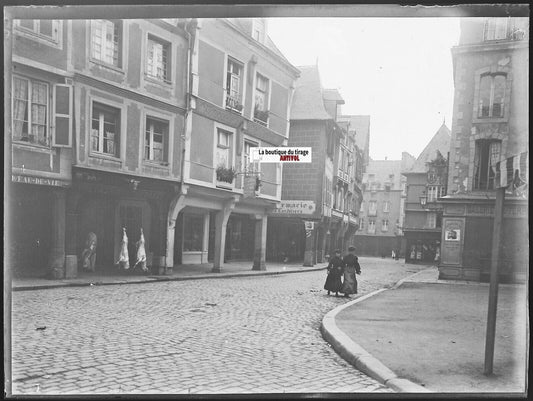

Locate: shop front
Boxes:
[439,195,528,282]
[404,230,441,264]
[266,200,319,265]
[266,218,305,263]
[71,168,172,276]
[8,181,60,278]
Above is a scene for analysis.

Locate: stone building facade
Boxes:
[7,16,298,278]
[355,154,415,258]
[155,18,299,271]
[439,17,529,282]
[268,65,364,266]
[402,123,451,264]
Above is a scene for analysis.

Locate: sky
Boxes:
[267,17,461,161]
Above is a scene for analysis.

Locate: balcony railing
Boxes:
[225,95,243,113]
[254,108,269,126]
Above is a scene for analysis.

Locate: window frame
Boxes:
[254,72,270,126]
[12,75,50,147]
[473,139,501,190]
[368,219,376,234]
[90,101,121,158]
[146,34,171,84]
[368,200,377,216]
[144,116,169,164]
[477,73,507,119]
[90,19,123,69]
[243,139,260,174]
[14,19,62,47]
[427,212,437,229]
[381,219,389,232]
[215,126,234,171]
[225,57,244,113]
[483,18,509,41]
[182,213,204,252]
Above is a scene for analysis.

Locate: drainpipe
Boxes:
[180,18,197,187]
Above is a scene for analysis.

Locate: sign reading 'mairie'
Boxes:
[270,200,316,215]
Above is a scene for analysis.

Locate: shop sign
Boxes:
[12,174,70,187]
[270,200,316,215]
[304,221,314,230]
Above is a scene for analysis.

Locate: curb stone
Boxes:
[13,266,327,292]
[320,271,432,393]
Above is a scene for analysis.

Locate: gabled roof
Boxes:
[290,65,332,121]
[338,115,371,152]
[408,123,451,173]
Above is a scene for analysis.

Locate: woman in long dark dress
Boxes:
[341,246,361,297]
[324,249,344,297]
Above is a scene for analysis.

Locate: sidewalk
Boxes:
[323,267,528,394]
[12,261,326,291]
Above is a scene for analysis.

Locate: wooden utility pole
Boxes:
[483,186,505,375]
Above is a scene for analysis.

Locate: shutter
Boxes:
[53,84,72,147]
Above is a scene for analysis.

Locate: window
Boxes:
[368,220,376,234]
[145,117,168,163]
[473,139,501,190]
[359,219,365,231]
[216,128,232,169]
[381,219,389,232]
[16,19,60,42]
[183,214,204,252]
[12,76,49,146]
[368,201,377,216]
[243,141,258,173]
[335,188,344,210]
[226,58,244,111]
[427,186,445,202]
[383,201,390,213]
[91,20,121,67]
[91,102,120,156]
[478,74,506,118]
[484,18,509,41]
[147,36,170,82]
[427,213,437,229]
[360,201,365,213]
[254,73,269,125]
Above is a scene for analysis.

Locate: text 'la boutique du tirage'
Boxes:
[251,147,312,163]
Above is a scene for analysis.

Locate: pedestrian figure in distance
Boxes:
[324,249,344,297]
[341,246,361,298]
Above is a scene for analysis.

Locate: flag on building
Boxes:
[494,151,528,190]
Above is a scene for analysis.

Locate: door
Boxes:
[119,204,143,268]
[116,200,151,269]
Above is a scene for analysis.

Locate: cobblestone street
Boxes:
[10,258,427,395]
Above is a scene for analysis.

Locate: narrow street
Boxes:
[11,258,427,394]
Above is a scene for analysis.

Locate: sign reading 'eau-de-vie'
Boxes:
[270,200,316,216]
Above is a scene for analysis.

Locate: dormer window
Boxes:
[252,19,265,44]
[484,18,509,41]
